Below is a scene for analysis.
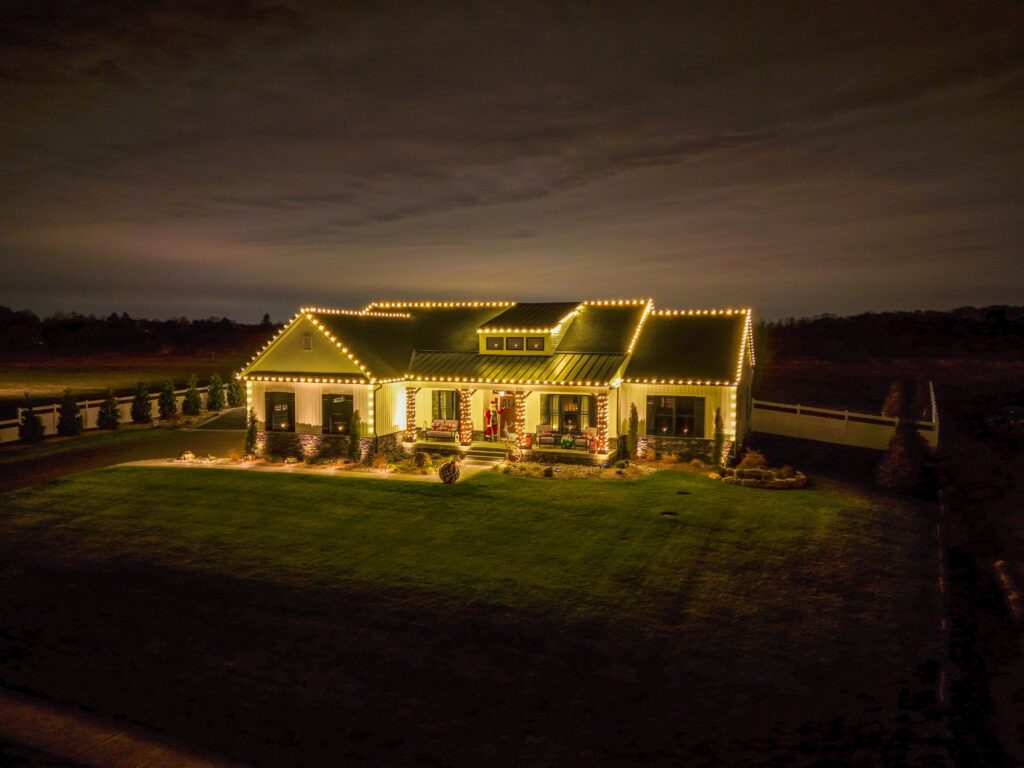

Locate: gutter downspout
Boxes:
[372,381,383,454]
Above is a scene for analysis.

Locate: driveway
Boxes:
[0,429,244,495]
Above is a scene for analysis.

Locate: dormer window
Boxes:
[485,337,504,351]
[506,337,524,350]
[526,337,544,351]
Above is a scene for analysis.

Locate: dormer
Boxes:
[477,302,582,355]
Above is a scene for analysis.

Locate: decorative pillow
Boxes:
[537,424,552,435]
[431,420,442,431]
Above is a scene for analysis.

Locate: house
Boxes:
[238,300,755,462]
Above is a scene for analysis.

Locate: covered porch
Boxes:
[402,382,615,459]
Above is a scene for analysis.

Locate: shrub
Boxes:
[206,373,225,411]
[371,453,391,471]
[18,396,45,443]
[227,378,245,408]
[412,451,431,468]
[284,456,299,465]
[96,389,120,430]
[737,449,767,470]
[57,387,83,436]
[543,466,554,477]
[614,459,628,469]
[182,375,202,416]
[627,403,639,459]
[228,450,240,462]
[158,380,177,420]
[778,464,796,479]
[130,381,151,424]
[244,408,258,455]
[876,419,929,493]
[690,458,704,470]
[316,437,346,460]
[349,411,362,461]
[712,407,725,466]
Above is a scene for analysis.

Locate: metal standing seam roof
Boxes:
[407,351,627,384]
[478,302,581,330]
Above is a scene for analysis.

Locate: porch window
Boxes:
[265,391,295,432]
[645,396,705,437]
[322,394,353,435]
[541,394,594,433]
[431,390,461,421]
[506,337,524,350]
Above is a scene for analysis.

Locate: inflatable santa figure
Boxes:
[484,398,504,441]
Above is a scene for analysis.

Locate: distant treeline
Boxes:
[759,306,1024,362]
[0,307,278,355]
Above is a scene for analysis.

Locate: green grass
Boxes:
[0,467,933,644]
[0,467,941,762]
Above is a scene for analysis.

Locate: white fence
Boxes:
[750,398,939,452]
[0,387,213,444]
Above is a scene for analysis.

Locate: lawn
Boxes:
[0,468,944,766]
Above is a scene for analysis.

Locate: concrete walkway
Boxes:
[0,687,247,768]
[119,457,495,483]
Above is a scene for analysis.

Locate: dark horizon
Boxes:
[2,1,1022,323]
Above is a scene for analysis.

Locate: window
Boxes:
[506,337,524,350]
[645,396,705,437]
[322,394,353,435]
[431,390,460,420]
[541,394,594,433]
[302,332,313,351]
[265,391,295,432]
[526,337,544,351]
[485,337,504,351]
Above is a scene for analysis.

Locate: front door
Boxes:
[499,396,516,438]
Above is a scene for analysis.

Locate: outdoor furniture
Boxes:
[574,426,597,450]
[425,419,459,442]
[536,424,555,446]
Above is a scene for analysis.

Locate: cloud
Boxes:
[0,1,1022,319]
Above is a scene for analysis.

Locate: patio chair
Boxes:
[574,426,597,450]
[536,424,555,447]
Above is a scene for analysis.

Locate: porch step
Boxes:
[465,444,508,461]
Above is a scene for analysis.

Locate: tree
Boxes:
[244,407,258,455]
[349,410,362,461]
[712,407,725,466]
[96,388,120,430]
[18,396,45,443]
[158,380,177,420]
[627,402,639,460]
[227,378,245,408]
[182,375,202,416]
[57,387,82,436]
[130,382,151,424]
[206,373,225,411]
[261,312,272,327]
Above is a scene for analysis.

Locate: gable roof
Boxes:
[478,302,580,331]
[310,305,503,378]
[240,301,753,386]
[624,309,751,384]
[557,302,649,354]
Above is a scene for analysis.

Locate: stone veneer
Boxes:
[637,435,714,461]
[255,431,386,462]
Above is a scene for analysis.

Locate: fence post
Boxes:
[52,402,58,435]
[796,404,801,416]
[83,400,89,430]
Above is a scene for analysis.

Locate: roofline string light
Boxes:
[403,374,612,388]
[477,303,585,334]
[626,299,654,355]
[365,300,515,310]
[238,312,304,378]
[301,307,412,318]
[305,312,376,380]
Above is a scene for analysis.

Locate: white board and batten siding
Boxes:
[616,382,739,439]
[249,380,374,434]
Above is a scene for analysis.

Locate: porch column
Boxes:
[513,390,528,448]
[404,386,419,442]
[458,389,474,445]
[596,392,609,453]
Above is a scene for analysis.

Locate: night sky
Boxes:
[2,1,1022,321]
